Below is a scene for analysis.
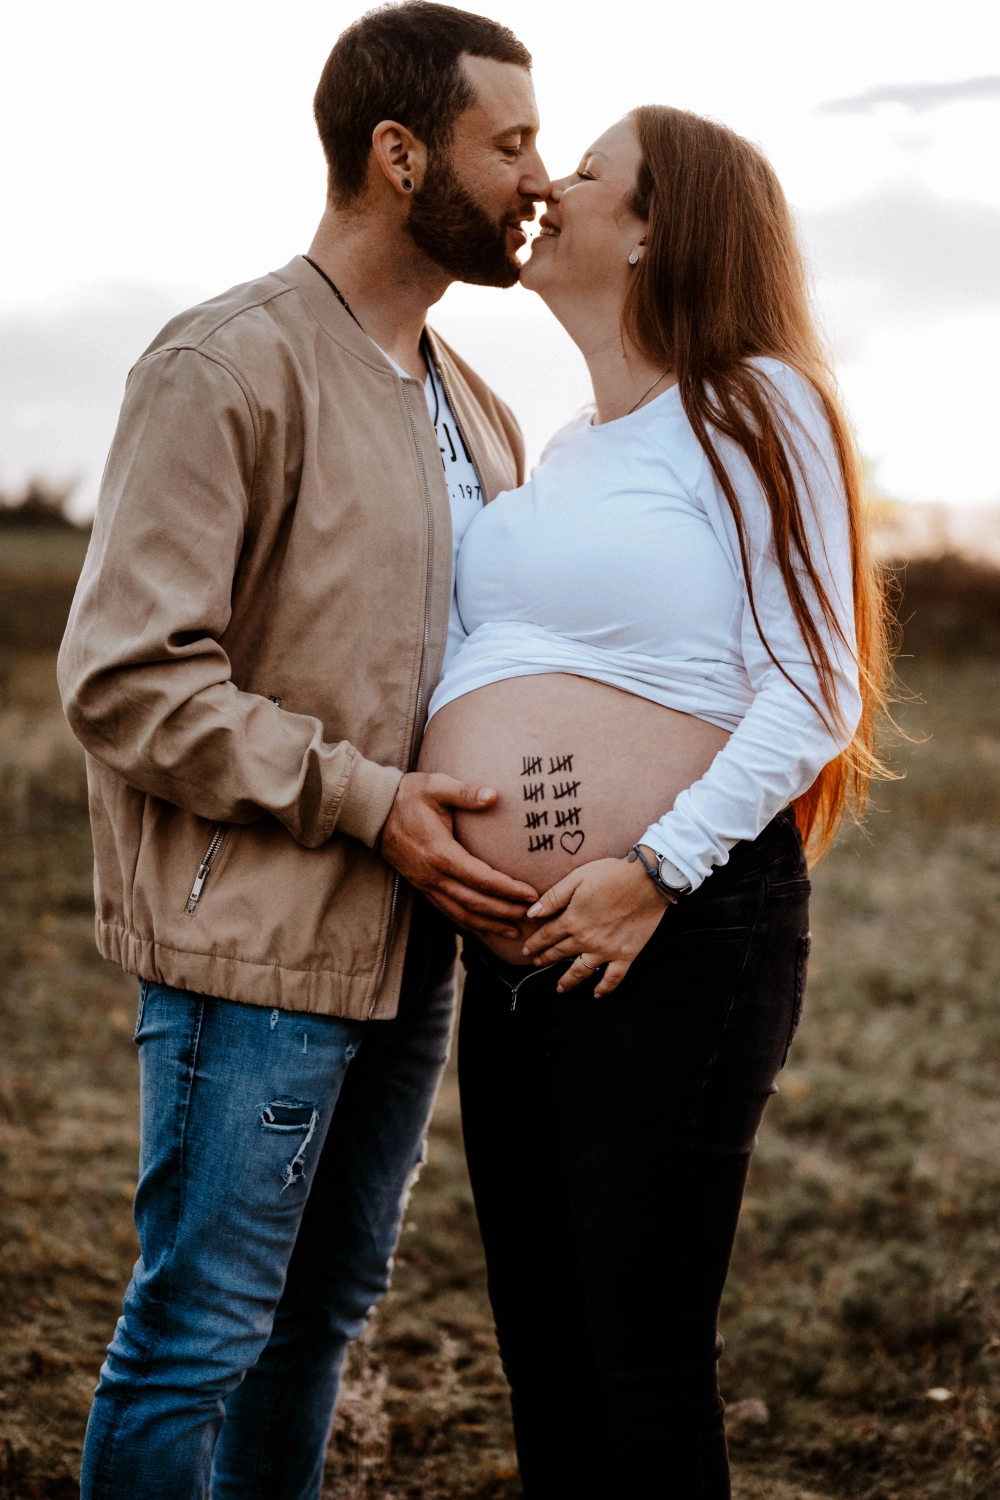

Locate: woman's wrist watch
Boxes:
[627,844,693,903]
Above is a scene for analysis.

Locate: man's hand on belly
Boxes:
[380,773,539,938]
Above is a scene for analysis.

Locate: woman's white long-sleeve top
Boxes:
[427,358,863,889]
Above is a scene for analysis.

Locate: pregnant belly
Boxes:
[417,673,730,963]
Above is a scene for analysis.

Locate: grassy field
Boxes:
[0,529,90,652]
[3,547,1000,1497]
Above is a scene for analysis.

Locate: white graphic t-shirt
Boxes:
[424,358,483,668]
[377,342,484,669]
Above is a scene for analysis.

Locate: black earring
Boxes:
[401,178,413,191]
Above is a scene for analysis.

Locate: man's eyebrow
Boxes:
[494,122,538,140]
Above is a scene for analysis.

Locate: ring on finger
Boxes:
[578,956,597,971]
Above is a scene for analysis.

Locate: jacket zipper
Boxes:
[371,874,401,1013]
[369,361,488,1015]
[403,376,434,755]
[370,381,436,1016]
[185,825,227,914]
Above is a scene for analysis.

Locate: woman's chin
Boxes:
[521,234,560,282]
[519,240,557,294]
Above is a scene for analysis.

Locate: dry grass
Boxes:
[4,574,1000,1495]
[0,649,521,1500]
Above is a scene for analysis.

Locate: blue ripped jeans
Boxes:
[80,899,456,1500]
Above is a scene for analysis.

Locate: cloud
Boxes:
[0,282,203,517]
[800,185,1000,334]
[818,75,1000,115]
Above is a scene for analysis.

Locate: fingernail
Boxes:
[477,787,495,803]
[526,903,542,919]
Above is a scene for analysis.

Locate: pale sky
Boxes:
[1,0,998,515]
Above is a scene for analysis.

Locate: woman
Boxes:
[418,106,890,1497]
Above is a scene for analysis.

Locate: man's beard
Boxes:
[406,153,523,288]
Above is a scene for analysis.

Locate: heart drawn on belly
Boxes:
[560,831,585,856]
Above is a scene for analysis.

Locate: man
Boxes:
[58,5,548,1494]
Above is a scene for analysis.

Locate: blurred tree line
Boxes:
[0,479,87,532]
[1,482,91,648]
[3,478,1000,660]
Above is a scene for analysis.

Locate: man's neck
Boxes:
[307,203,452,380]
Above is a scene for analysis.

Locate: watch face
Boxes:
[657,856,690,894]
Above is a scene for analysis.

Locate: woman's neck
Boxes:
[541,288,676,424]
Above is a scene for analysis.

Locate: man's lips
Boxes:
[506,209,537,240]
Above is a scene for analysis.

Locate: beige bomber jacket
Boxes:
[57,256,523,1020]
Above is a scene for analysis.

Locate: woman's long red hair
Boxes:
[624,105,894,857]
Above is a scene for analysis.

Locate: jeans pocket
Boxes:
[782,932,811,1067]
[134,979,149,1042]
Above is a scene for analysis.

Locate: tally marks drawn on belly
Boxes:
[520,752,586,857]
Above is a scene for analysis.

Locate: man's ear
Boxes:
[371,120,429,197]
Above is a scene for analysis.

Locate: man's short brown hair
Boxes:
[314,1,531,203]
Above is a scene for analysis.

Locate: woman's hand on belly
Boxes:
[419,673,729,965]
[522,854,671,996]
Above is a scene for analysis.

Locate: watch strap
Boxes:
[627,843,691,901]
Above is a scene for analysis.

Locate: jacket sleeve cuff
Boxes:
[332,753,404,849]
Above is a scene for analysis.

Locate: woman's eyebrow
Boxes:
[577,149,609,173]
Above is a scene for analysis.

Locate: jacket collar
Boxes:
[271,255,410,377]
[273,256,518,502]
[424,326,518,502]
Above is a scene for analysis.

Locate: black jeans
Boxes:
[458,809,810,1499]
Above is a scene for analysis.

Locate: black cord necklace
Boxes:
[304,255,433,392]
[303,256,363,330]
[427,352,441,423]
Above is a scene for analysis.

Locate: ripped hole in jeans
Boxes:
[259,1097,320,1192]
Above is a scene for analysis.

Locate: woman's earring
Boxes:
[628,248,640,266]
[401,178,413,192]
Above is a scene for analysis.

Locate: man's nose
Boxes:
[520,146,552,203]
